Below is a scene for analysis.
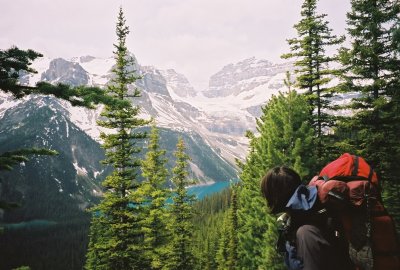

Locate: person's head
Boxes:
[260,166,301,214]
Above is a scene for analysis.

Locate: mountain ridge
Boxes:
[4,54,294,164]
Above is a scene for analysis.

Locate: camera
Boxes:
[276,213,291,253]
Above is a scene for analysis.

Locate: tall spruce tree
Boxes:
[164,137,196,270]
[85,7,149,270]
[237,85,314,269]
[337,0,400,180]
[282,0,344,166]
[256,77,316,179]
[226,184,238,269]
[216,211,230,270]
[237,133,284,270]
[336,0,400,228]
[216,184,239,270]
[138,124,170,269]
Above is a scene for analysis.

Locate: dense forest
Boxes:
[1,0,400,269]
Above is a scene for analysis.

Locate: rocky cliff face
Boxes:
[41,58,90,86]
[203,57,292,98]
[160,69,196,98]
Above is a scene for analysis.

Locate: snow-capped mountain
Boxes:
[5,54,295,164]
[204,57,292,98]
[170,57,295,163]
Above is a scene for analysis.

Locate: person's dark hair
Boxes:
[260,166,301,214]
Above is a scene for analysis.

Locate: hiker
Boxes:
[260,166,354,270]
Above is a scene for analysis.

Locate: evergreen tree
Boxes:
[282,0,344,166]
[0,46,42,98]
[84,215,105,269]
[164,137,196,270]
[215,184,238,270]
[138,124,170,269]
[237,86,314,269]
[256,87,315,179]
[336,0,400,228]
[237,134,284,270]
[85,7,149,270]
[226,184,238,269]
[216,211,230,270]
[0,148,57,172]
[337,0,400,185]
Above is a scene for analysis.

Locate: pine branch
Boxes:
[0,148,58,171]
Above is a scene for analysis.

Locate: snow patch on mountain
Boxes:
[71,56,114,86]
[73,162,88,177]
[0,92,24,118]
[24,57,53,86]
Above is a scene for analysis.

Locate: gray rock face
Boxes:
[137,67,196,98]
[41,58,89,86]
[79,55,96,63]
[160,69,196,97]
[138,66,171,97]
[203,57,292,98]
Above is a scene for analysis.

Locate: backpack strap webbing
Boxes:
[352,155,359,176]
[367,166,374,183]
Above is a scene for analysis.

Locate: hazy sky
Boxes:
[1,0,350,90]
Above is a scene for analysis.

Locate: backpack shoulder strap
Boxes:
[352,155,359,176]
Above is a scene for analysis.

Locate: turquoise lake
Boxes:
[187,180,231,200]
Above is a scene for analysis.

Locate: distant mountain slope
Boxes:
[0,94,237,221]
[0,96,106,222]
[13,55,295,163]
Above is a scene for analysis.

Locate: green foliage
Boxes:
[138,124,170,269]
[85,7,150,270]
[237,88,314,269]
[0,46,121,108]
[0,148,57,171]
[237,140,284,270]
[164,137,196,270]
[339,0,400,101]
[226,184,238,269]
[192,187,231,270]
[216,184,238,270]
[0,46,42,98]
[256,89,315,178]
[336,0,400,227]
[282,0,344,165]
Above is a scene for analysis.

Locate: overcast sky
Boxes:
[1,0,350,90]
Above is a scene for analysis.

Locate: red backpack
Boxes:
[309,153,400,270]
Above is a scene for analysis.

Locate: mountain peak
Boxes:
[159,69,196,98]
[203,57,286,98]
[71,55,96,63]
[41,58,89,86]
